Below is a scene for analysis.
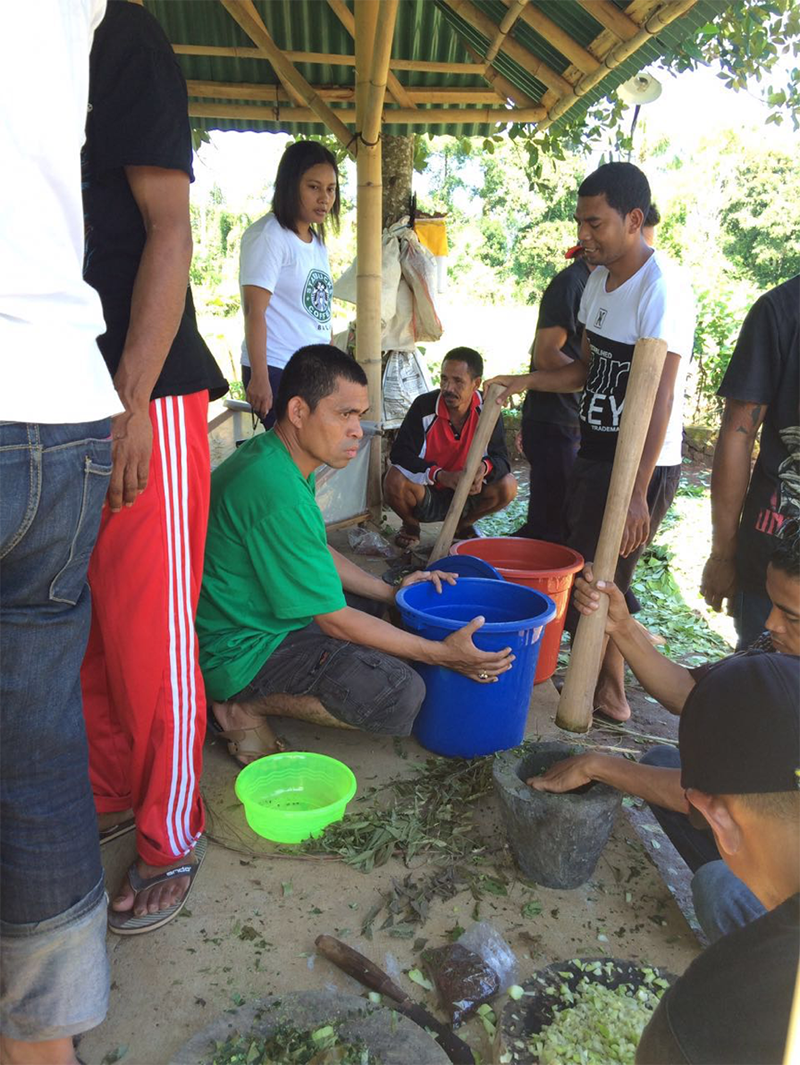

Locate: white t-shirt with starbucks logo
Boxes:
[239,212,332,370]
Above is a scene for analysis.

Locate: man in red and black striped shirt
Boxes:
[385,347,517,549]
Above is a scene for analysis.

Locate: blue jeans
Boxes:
[691,860,765,943]
[639,746,764,940]
[0,420,112,1040]
[241,364,283,431]
[732,590,772,651]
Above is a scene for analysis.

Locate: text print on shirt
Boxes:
[304,268,333,327]
[580,333,631,432]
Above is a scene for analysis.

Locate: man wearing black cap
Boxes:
[636,652,799,1064]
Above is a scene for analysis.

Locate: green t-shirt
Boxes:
[197,430,346,700]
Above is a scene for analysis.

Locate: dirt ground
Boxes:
[77,413,706,1064]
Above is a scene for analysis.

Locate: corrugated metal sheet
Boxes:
[142,0,727,138]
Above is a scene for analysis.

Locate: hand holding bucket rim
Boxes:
[436,614,515,683]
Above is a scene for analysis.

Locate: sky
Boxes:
[191,60,796,213]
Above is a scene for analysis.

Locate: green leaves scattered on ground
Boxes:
[521,900,543,919]
[303,754,496,872]
[631,541,730,660]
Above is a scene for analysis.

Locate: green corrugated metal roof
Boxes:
[142,0,728,138]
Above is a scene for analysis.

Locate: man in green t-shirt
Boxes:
[197,345,514,765]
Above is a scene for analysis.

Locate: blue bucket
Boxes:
[396,578,556,757]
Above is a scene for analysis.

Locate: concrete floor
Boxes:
[78,424,701,1064]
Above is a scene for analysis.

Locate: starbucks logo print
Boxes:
[303,268,332,324]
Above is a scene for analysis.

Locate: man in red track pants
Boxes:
[80,2,227,935]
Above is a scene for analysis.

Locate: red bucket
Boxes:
[451,538,584,683]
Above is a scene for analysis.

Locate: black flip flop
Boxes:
[99,816,136,846]
[107,835,207,935]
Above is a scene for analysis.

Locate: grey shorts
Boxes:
[413,486,478,524]
[233,595,425,736]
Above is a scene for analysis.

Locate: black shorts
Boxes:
[563,458,681,634]
[413,486,478,524]
[232,595,425,736]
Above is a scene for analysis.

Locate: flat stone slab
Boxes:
[170,988,450,1065]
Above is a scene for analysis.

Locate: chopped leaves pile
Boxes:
[211,1023,376,1065]
[502,961,669,1065]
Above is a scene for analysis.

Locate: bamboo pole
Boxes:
[783,964,800,1065]
[329,0,416,109]
[219,0,355,153]
[364,0,399,146]
[555,338,668,734]
[174,44,485,75]
[354,0,384,519]
[512,1,601,73]
[442,0,573,98]
[576,0,640,41]
[186,81,505,105]
[429,383,506,562]
[188,101,546,124]
[540,0,699,130]
[485,0,529,63]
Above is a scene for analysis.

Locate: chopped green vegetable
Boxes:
[528,978,664,1065]
[508,985,525,1001]
[407,968,434,991]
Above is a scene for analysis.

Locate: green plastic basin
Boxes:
[234,752,357,844]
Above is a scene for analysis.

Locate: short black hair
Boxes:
[274,345,367,422]
[272,140,341,240]
[443,346,484,380]
[644,202,661,228]
[770,518,800,580]
[578,162,651,223]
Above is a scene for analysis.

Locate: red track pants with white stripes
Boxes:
[81,392,209,866]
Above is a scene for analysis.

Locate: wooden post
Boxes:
[355,0,384,519]
[429,383,505,562]
[555,338,668,733]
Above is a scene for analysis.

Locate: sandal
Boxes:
[395,524,421,550]
[99,816,136,846]
[209,704,287,767]
[107,835,207,936]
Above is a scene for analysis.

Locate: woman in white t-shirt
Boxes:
[239,140,339,428]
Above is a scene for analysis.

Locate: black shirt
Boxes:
[82,1,227,402]
[637,893,799,1064]
[718,277,799,593]
[522,258,590,428]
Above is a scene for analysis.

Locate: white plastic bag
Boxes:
[399,230,443,342]
[333,233,402,326]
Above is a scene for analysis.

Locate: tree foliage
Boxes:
[662,0,800,129]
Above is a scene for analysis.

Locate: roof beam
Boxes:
[327,0,416,109]
[173,44,484,75]
[442,0,573,98]
[186,81,505,105]
[576,0,640,41]
[541,0,699,129]
[459,39,539,110]
[189,102,546,125]
[508,0,601,74]
[485,0,529,64]
[219,0,355,152]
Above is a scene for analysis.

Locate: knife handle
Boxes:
[315,935,409,1004]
